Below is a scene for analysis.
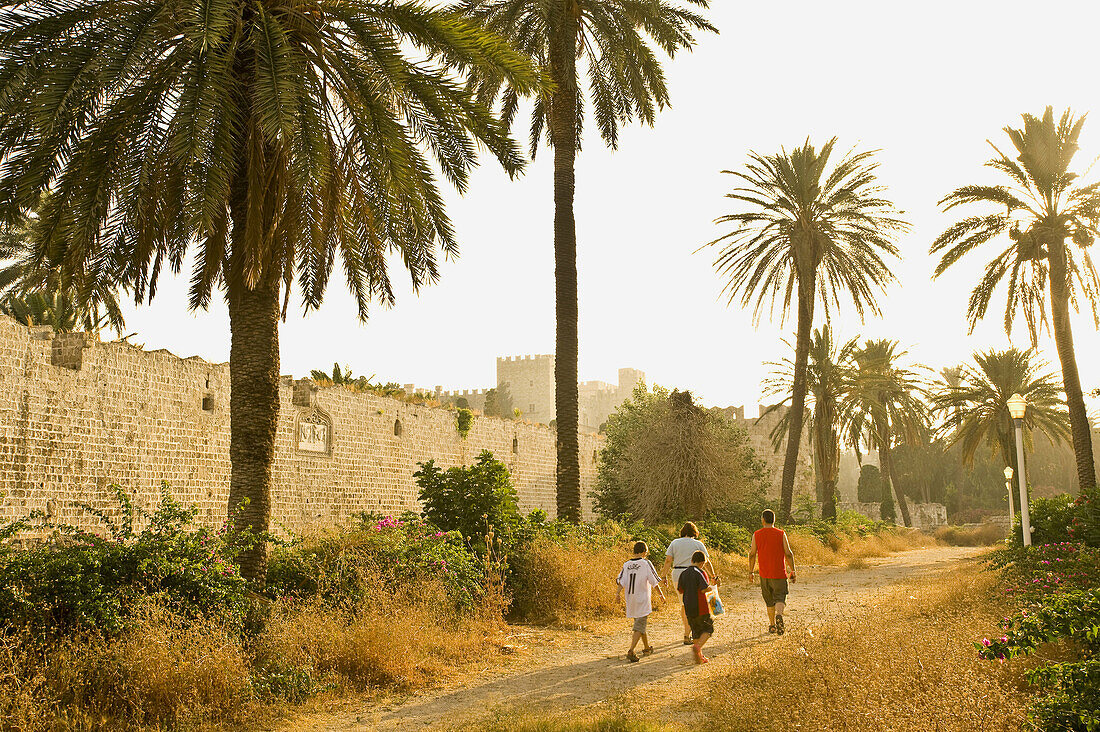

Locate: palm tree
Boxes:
[931,348,1069,476]
[703,139,908,520]
[464,0,716,522]
[0,0,539,581]
[762,325,857,521]
[840,339,928,527]
[1,209,125,334]
[931,107,1100,495]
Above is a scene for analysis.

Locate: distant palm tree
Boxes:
[0,291,109,333]
[0,0,539,580]
[762,325,857,521]
[0,210,125,334]
[704,139,908,520]
[931,107,1100,494]
[840,339,928,527]
[931,348,1069,475]
[464,0,716,522]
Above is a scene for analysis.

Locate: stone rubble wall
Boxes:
[839,501,948,530]
[0,318,598,534]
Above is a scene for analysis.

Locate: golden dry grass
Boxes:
[785,527,935,566]
[510,534,650,625]
[689,571,1031,731]
[935,522,1006,546]
[256,580,495,692]
[0,609,258,731]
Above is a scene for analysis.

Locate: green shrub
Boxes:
[0,487,249,637]
[265,516,486,613]
[1014,494,1076,547]
[700,520,751,554]
[978,588,1100,731]
[415,451,520,546]
[454,407,475,439]
[857,464,883,503]
[1069,488,1100,547]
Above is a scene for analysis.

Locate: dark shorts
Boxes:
[760,577,789,607]
[688,614,713,639]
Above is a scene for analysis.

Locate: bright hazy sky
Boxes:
[119,0,1100,415]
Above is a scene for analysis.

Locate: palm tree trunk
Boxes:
[227,278,280,581]
[1049,247,1097,494]
[549,12,580,522]
[880,439,911,527]
[224,125,281,582]
[780,286,814,521]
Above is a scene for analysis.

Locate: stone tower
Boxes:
[497,354,555,423]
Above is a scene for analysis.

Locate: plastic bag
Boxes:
[707,587,724,616]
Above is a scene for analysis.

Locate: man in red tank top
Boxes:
[748,509,796,635]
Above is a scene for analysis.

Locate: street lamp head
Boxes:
[1004,466,1014,480]
[1007,393,1028,420]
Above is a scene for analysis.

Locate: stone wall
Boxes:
[0,318,599,533]
[839,501,948,530]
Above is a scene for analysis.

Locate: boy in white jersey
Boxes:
[616,541,665,662]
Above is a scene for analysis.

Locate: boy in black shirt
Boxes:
[676,550,718,664]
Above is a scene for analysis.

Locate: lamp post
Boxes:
[1003,465,1016,527]
[1007,393,1032,547]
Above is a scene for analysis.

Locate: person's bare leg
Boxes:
[679,594,691,638]
[767,605,776,626]
[693,632,712,663]
[641,632,652,652]
[628,631,642,654]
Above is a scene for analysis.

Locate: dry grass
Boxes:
[0,609,258,731]
[935,522,1006,546]
[257,580,495,692]
[510,534,653,625]
[786,527,935,566]
[468,711,673,731]
[689,570,1031,731]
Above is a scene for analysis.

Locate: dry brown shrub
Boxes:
[0,608,255,731]
[509,534,642,625]
[257,579,490,691]
[693,571,1031,731]
[936,522,1006,546]
[788,528,935,566]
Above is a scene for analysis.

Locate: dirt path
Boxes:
[288,546,985,731]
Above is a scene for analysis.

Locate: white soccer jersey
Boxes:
[617,558,661,618]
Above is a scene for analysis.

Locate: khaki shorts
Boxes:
[632,615,648,633]
[760,577,789,607]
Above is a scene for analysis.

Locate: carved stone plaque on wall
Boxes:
[296,408,332,455]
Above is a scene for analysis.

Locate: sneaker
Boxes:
[683,635,693,646]
[627,651,640,663]
[768,625,777,634]
[775,615,785,635]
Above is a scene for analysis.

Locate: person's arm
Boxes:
[747,534,758,579]
[661,553,673,583]
[703,552,719,586]
[783,533,797,582]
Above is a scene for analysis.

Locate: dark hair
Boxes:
[633,541,647,554]
[691,550,706,564]
[762,509,776,525]
[680,521,699,538]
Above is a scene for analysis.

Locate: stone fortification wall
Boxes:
[0,318,598,533]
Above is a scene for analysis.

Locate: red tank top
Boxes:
[754,526,787,579]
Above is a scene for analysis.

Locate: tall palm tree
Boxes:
[0,0,539,581]
[704,139,908,520]
[931,107,1100,495]
[464,0,716,522]
[762,325,857,521]
[931,348,1069,476]
[840,339,928,527]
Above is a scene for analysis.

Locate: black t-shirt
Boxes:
[677,565,709,618]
